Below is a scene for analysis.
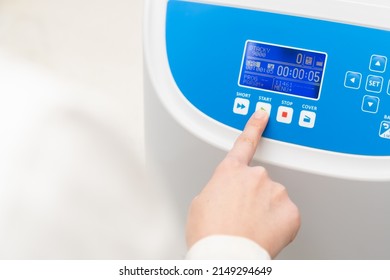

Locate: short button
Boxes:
[361,95,380,114]
[299,110,316,128]
[344,71,362,89]
[366,75,383,93]
[370,55,387,73]
[233,98,250,115]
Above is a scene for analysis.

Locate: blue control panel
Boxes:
[166,0,390,156]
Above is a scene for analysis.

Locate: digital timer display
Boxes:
[238,41,327,99]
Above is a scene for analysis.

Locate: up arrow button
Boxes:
[370,55,387,73]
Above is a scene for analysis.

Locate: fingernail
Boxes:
[254,109,268,120]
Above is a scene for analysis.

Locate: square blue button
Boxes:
[344,71,362,89]
[387,80,390,95]
[379,121,390,139]
[370,55,387,73]
[366,75,383,93]
[362,95,380,113]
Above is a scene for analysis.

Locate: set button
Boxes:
[366,75,383,93]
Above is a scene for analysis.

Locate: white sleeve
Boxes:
[185,235,271,260]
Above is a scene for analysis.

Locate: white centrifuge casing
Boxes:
[144,0,390,259]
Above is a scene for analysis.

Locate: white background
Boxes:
[0,0,144,150]
[0,0,181,259]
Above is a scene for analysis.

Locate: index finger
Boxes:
[226,109,269,165]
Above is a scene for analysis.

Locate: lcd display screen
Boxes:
[238,41,327,99]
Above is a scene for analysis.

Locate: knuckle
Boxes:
[271,182,288,201]
[251,166,268,179]
[277,188,301,229]
[289,203,301,240]
[290,202,301,225]
[275,182,287,192]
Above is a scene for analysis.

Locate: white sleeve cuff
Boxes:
[185,235,271,260]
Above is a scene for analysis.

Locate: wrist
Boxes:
[185,235,271,260]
